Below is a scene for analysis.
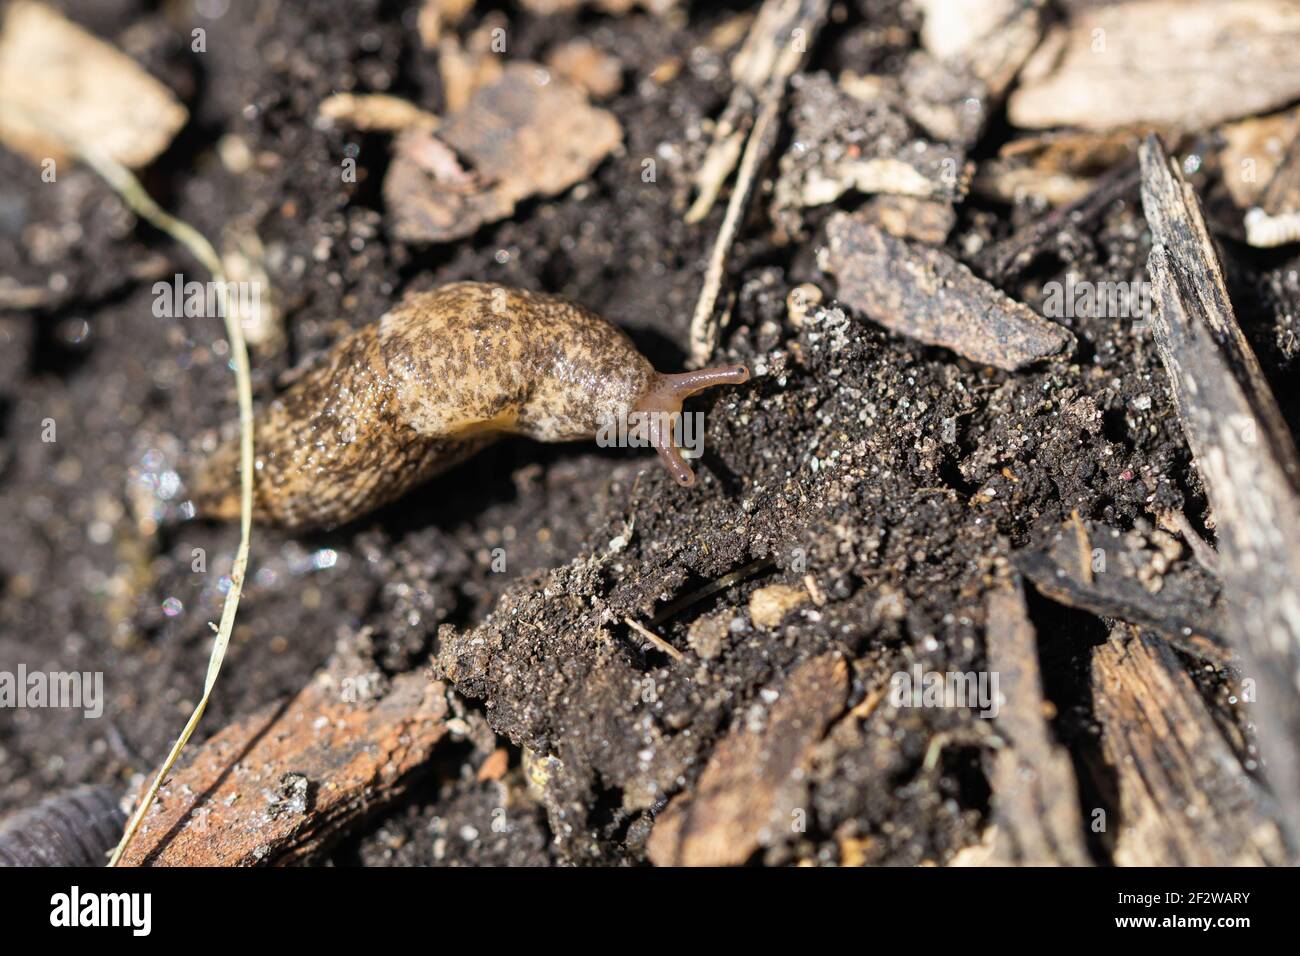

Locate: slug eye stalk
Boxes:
[633,364,750,487]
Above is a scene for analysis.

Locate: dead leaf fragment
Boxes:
[0,1,187,167]
[385,63,622,243]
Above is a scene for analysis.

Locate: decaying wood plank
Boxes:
[821,213,1074,370]
[983,578,1091,865]
[1091,627,1287,866]
[1139,134,1300,851]
[1015,516,1231,665]
[118,670,449,866]
[646,653,847,866]
[1009,0,1300,132]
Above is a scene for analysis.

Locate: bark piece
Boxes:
[0,1,187,167]
[646,654,848,866]
[1091,627,1287,866]
[118,671,449,866]
[1218,106,1300,212]
[917,0,1043,99]
[983,578,1091,865]
[1009,0,1300,132]
[385,63,621,244]
[1139,134,1300,849]
[821,213,1074,370]
[1015,516,1230,665]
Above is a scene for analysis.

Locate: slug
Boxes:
[191,282,750,530]
[0,785,125,867]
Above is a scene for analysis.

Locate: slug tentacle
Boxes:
[633,364,750,487]
[190,283,750,530]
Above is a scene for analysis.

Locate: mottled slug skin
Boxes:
[193,282,655,530]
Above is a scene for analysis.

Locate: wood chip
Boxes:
[117,671,449,866]
[318,93,439,133]
[385,63,621,244]
[544,39,622,99]
[821,212,1075,370]
[1218,106,1300,211]
[1009,0,1300,132]
[983,578,1091,865]
[1139,134,1300,850]
[0,1,187,167]
[748,583,810,629]
[917,0,1043,98]
[646,654,847,866]
[1092,626,1287,865]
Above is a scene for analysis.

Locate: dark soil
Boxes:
[2,0,1297,866]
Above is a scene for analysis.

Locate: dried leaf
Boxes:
[0,1,186,167]
[385,63,621,244]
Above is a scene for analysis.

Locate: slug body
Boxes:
[193,282,749,530]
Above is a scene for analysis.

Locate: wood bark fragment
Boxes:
[1015,516,1231,665]
[1009,0,1300,132]
[983,578,1091,865]
[821,213,1074,370]
[646,653,847,866]
[1091,627,1288,866]
[1139,134,1300,851]
[916,0,1043,99]
[117,671,449,866]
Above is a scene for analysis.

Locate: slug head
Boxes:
[631,363,750,487]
